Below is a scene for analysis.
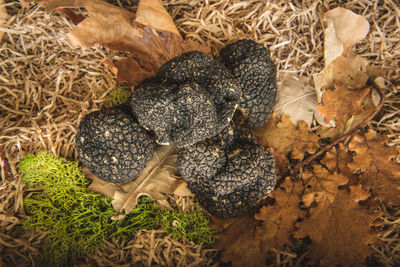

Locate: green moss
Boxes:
[107,87,132,105]
[20,152,217,266]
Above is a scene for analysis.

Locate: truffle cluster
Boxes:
[131,51,241,147]
[76,40,277,218]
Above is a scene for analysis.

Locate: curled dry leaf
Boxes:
[135,0,180,36]
[212,177,305,267]
[88,145,181,213]
[323,7,370,65]
[273,74,317,126]
[347,130,400,206]
[317,83,371,128]
[294,185,380,267]
[252,113,320,160]
[39,0,211,86]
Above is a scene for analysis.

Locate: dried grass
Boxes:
[0,0,399,266]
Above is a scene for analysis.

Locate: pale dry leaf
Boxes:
[88,145,181,213]
[0,0,8,43]
[135,0,180,36]
[324,7,370,65]
[273,74,317,126]
[112,145,180,213]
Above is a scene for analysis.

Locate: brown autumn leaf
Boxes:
[88,145,182,213]
[347,130,400,206]
[294,185,380,267]
[317,83,371,128]
[320,143,357,184]
[213,177,305,266]
[212,212,263,267]
[252,113,320,160]
[40,0,211,86]
[302,164,348,205]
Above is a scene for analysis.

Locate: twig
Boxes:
[288,82,385,176]
[0,145,13,181]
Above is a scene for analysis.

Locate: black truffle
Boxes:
[219,39,277,129]
[76,106,156,184]
[178,124,276,218]
[131,51,242,147]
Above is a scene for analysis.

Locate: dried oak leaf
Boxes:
[39,0,211,86]
[252,113,320,160]
[347,130,400,206]
[88,145,182,213]
[317,83,371,129]
[212,177,305,266]
[321,143,358,185]
[294,185,380,267]
[302,164,348,205]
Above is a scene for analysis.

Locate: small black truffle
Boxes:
[76,106,156,184]
[219,39,277,129]
[178,124,276,218]
[131,51,242,147]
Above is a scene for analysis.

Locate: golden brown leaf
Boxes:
[302,164,348,205]
[252,113,320,160]
[347,130,400,205]
[88,145,181,213]
[321,144,357,184]
[213,177,305,266]
[294,186,380,267]
[317,83,371,128]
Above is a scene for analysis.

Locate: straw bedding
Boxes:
[0,0,399,266]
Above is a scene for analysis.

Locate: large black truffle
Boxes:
[76,106,156,184]
[178,124,276,218]
[131,51,242,147]
[219,39,277,129]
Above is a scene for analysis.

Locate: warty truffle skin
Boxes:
[219,39,277,129]
[76,106,156,184]
[178,124,277,218]
[130,51,242,147]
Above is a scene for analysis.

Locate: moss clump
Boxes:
[20,152,217,266]
[107,87,132,105]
